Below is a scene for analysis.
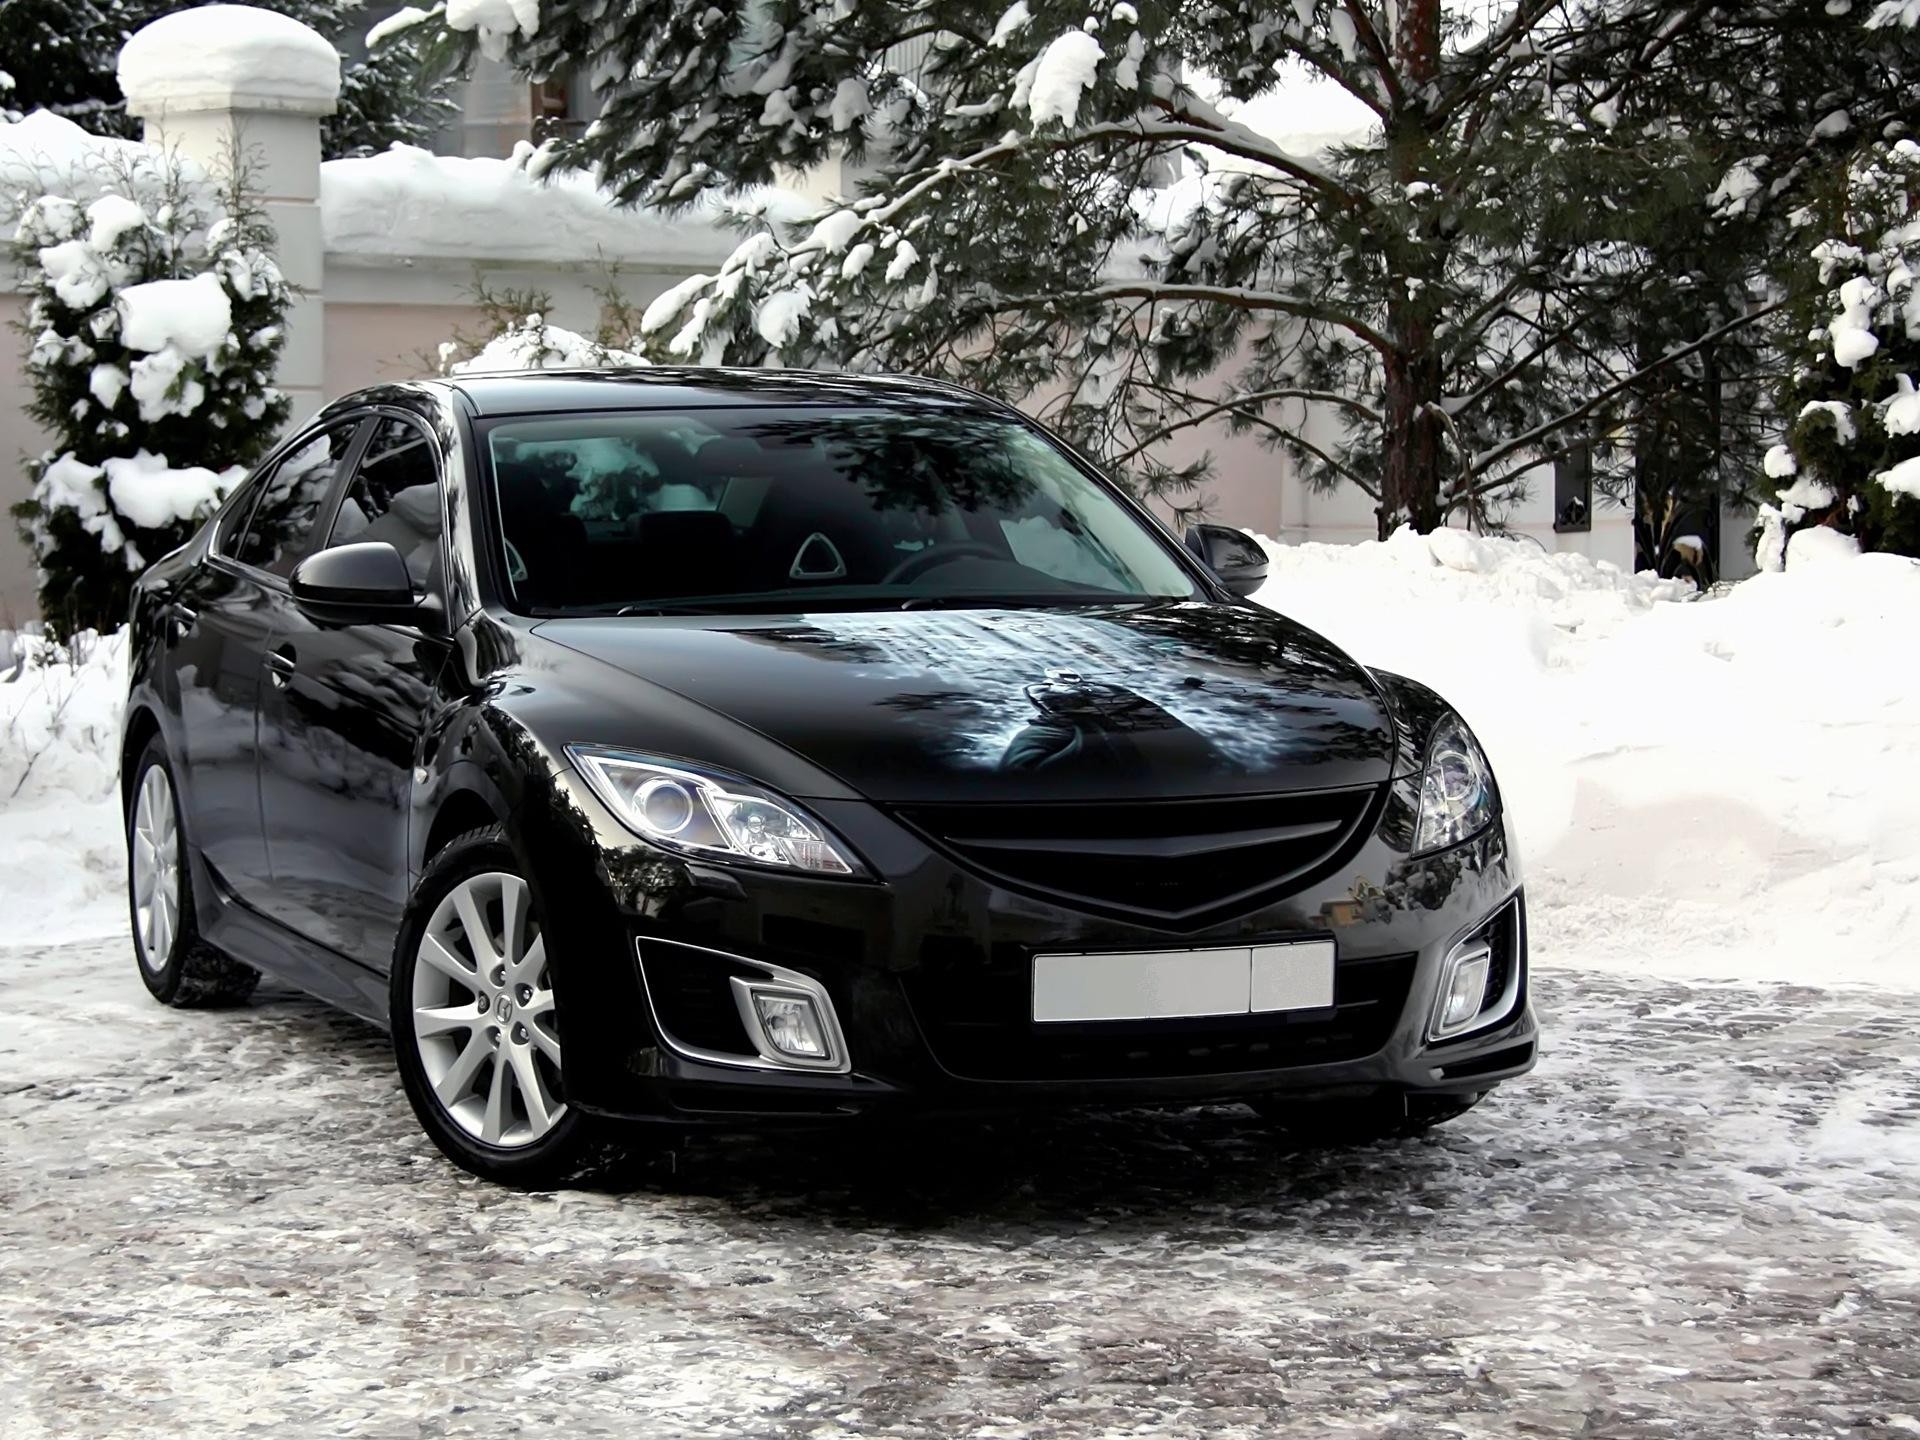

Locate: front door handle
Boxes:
[165,602,197,642]
[264,647,297,690]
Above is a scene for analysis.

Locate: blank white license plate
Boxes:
[1031,941,1336,1023]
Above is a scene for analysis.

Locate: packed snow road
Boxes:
[3,938,1917,1439]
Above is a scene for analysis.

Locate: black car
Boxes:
[122,369,1535,1184]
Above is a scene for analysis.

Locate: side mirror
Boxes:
[1183,524,1270,598]
[290,541,430,627]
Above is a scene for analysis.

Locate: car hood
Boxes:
[533,601,1394,804]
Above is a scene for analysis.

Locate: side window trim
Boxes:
[318,406,452,610]
[218,417,372,585]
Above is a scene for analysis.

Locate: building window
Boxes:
[1553,441,1592,533]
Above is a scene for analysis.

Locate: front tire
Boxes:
[126,737,258,1008]
[1252,1090,1487,1145]
[391,826,604,1186]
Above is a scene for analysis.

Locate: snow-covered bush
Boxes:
[11,156,290,632]
[433,277,647,375]
[1758,7,1920,569]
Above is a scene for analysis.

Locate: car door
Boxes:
[171,420,366,909]
[255,411,455,970]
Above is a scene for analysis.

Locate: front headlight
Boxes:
[566,747,865,877]
[1412,713,1497,855]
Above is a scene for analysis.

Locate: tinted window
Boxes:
[326,417,444,589]
[232,424,358,578]
[482,408,1198,613]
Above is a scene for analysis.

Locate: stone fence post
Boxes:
[118,4,340,424]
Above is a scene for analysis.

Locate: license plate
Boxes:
[1032,941,1336,1023]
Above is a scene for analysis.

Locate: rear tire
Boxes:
[126,737,258,1008]
[1252,1090,1487,1145]
[390,825,617,1187]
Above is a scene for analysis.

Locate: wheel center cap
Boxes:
[493,993,515,1025]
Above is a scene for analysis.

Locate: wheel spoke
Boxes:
[419,934,477,987]
[414,1004,479,1039]
[512,933,546,986]
[498,879,525,967]
[527,1015,562,1066]
[481,1051,510,1143]
[435,1029,491,1105]
[454,884,500,969]
[509,1042,553,1135]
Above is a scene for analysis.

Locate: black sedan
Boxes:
[122,369,1534,1184]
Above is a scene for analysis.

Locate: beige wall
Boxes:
[325,301,488,395]
[0,290,46,624]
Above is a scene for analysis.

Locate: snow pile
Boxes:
[446,312,643,373]
[320,141,812,268]
[0,631,129,947]
[0,111,193,224]
[1254,528,1920,987]
[117,4,341,108]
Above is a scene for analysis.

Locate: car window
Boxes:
[231,424,359,578]
[325,416,444,590]
[481,408,1199,613]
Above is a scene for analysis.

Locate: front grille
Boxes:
[893,785,1384,925]
[905,948,1415,1082]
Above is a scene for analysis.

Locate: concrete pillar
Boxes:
[118,5,340,424]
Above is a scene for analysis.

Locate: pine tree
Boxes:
[416,0,1901,537]
[0,0,460,159]
[11,154,291,632]
[1757,136,1920,567]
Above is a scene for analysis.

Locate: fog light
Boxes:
[752,992,829,1060]
[728,970,847,1071]
[1431,942,1492,1040]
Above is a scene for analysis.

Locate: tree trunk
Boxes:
[1376,0,1447,541]
[1380,343,1445,538]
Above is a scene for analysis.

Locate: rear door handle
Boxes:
[264,647,297,689]
[165,602,197,641]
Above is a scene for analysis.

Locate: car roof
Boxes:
[377,367,1013,419]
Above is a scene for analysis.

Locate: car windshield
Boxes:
[480,406,1200,613]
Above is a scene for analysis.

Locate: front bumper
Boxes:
[519,776,1538,1127]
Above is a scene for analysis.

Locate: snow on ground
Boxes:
[0,630,128,947]
[2,534,1917,995]
[4,938,1919,1436]
[1250,530,1920,988]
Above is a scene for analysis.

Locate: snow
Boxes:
[449,314,643,373]
[0,111,196,223]
[1025,30,1104,129]
[1880,454,1920,498]
[366,5,434,48]
[117,4,341,108]
[1829,275,1882,367]
[319,142,810,268]
[445,0,542,63]
[115,273,233,357]
[1784,524,1862,566]
[84,193,145,251]
[1249,528,1920,989]
[101,451,243,530]
[753,286,813,349]
[0,630,130,947]
[990,1,1032,46]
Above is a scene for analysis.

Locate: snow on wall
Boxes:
[320,142,808,268]
[117,4,341,109]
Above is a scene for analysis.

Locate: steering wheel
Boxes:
[882,542,1005,585]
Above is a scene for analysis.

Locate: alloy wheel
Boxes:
[410,871,565,1149]
[130,764,181,973]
